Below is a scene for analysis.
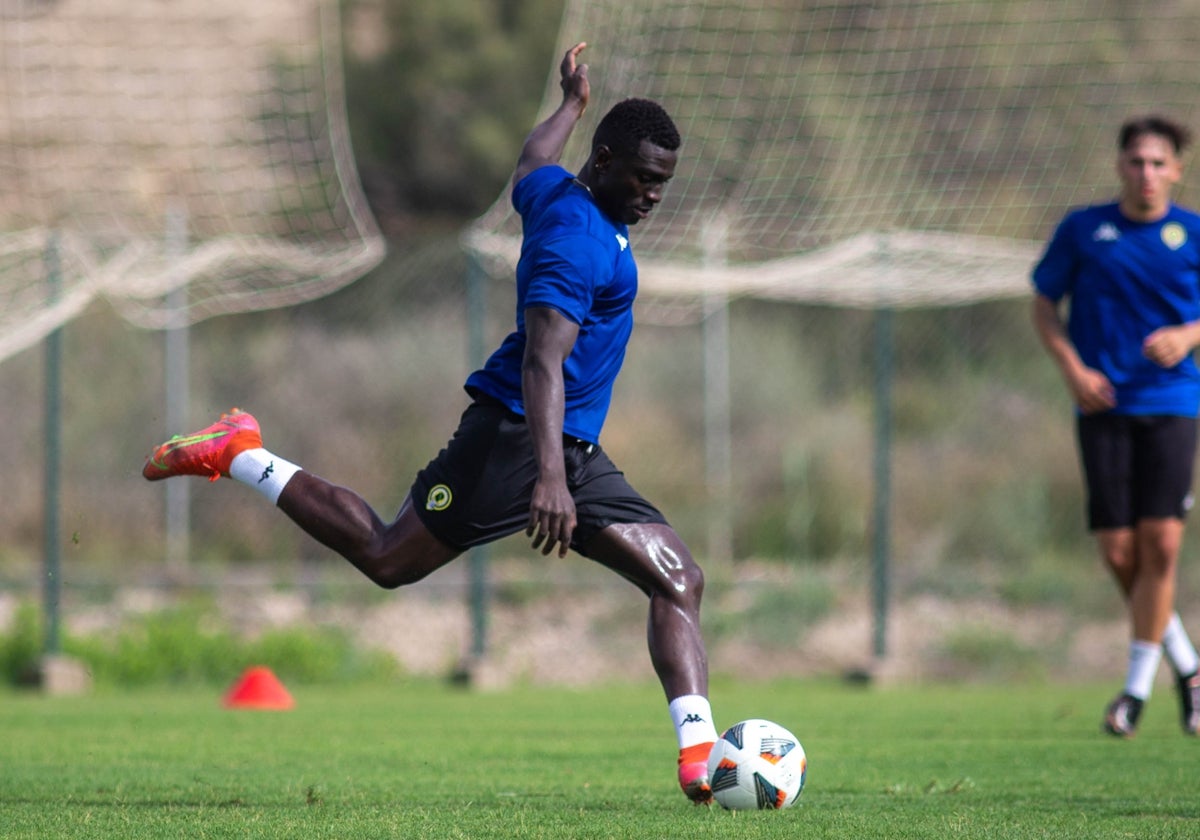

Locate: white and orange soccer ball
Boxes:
[706,719,807,810]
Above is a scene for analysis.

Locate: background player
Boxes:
[1032,114,1200,737]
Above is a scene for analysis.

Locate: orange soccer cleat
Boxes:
[143,408,262,483]
[678,741,715,805]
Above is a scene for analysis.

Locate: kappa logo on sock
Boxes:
[258,462,275,484]
[682,713,706,725]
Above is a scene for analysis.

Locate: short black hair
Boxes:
[1119,115,1193,154]
[591,98,681,157]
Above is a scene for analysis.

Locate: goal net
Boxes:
[465,0,1200,312]
[0,0,384,363]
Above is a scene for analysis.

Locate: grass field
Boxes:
[1,677,1197,839]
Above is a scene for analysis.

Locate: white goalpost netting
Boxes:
[465,0,1200,313]
[0,0,384,364]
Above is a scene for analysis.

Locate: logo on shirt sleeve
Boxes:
[615,233,628,251]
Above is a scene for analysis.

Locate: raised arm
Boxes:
[512,42,590,186]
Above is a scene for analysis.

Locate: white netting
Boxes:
[0,0,384,362]
[465,0,1200,312]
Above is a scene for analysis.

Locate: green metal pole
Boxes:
[42,233,63,656]
[871,307,894,659]
[466,253,489,659]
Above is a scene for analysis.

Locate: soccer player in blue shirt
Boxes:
[1032,115,1200,737]
[143,43,720,802]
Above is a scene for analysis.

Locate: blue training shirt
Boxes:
[1032,201,1200,416]
[464,164,638,443]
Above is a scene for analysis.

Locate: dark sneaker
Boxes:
[143,408,262,483]
[1177,671,1200,736]
[1103,693,1144,738]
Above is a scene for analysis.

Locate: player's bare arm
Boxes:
[513,42,590,186]
[1032,293,1117,412]
[522,306,580,558]
[1143,321,1200,368]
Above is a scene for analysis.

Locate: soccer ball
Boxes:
[706,719,806,810]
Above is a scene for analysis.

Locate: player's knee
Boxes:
[1101,544,1134,576]
[687,564,706,607]
[371,569,408,590]
[665,558,705,606]
[1137,522,1183,571]
[370,568,430,590]
[351,547,433,590]
[1141,544,1179,577]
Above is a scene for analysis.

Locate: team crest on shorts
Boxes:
[1162,222,1186,250]
[426,484,453,511]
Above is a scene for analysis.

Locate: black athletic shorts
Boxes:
[1076,412,1198,530]
[410,395,667,555]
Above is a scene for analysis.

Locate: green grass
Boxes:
[1,678,1197,839]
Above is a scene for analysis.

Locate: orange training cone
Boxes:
[223,665,295,710]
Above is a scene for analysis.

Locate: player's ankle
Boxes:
[229,449,302,505]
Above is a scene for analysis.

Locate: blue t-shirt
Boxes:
[1032,202,1200,416]
[464,165,638,443]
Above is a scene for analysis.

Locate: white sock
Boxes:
[1125,639,1163,700]
[229,448,301,506]
[1162,613,1200,677]
[668,694,719,750]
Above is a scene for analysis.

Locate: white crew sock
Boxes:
[229,448,301,506]
[1162,613,1200,677]
[1124,639,1163,701]
[668,694,719,749]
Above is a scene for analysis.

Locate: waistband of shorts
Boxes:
[469,389,596,452]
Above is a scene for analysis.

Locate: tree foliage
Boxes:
[342,0,565,234]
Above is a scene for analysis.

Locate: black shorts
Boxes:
[410,397,667,554]
[1076,413,1197,530]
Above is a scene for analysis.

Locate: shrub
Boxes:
[0,602,42,685]
[1,600,399,688]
